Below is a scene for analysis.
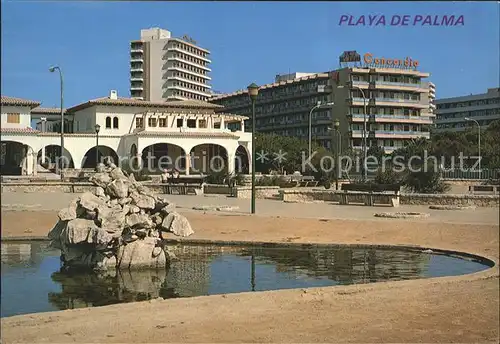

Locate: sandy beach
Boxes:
[1,193,499,343]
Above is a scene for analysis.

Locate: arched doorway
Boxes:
[37,145,75,170]
[190,144,228,175]
[235,145,250,174]
[1,141,35,175]
[81,146,119,169]
[141,143,185,173]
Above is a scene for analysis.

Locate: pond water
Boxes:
[1,241,491,318]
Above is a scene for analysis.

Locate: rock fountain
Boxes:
[48,160,193,271]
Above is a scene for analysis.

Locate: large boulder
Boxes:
[89,172,111,188]
[126,213,154,229]
[116,237,167,269]
[63,218,112,246]
[130,192,155,210]
[97,207,127,234]
[106,179,129,199]
[79,192,107,213]
[57,198,80,221]
[161,212,194,237]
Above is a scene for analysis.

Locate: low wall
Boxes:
[400,194,499,207]
[1,182,177,195]
[233,186,280,199]
[279,189,499,207]
[1,183,97,194]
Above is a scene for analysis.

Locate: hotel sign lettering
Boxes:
[363,53,419,69]
[339,51,361,63]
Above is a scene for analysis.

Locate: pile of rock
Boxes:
[48,160,193,271]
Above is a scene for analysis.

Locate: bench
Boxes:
[161,175,206,195]
[298,176,319,187]
[340,183,401,207]
[469,185,499,194]
[287,175,319,187]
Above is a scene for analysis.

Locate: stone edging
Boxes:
[429,205,477,210]
[374,212,430,219]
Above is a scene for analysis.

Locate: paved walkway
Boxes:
[1,192,498,225]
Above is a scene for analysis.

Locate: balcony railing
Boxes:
[164,56,212,71]
[373,97,421,103]
[351,97,369,103]
[374,130,430,136]
[350,114,432,121]
[130,67,144,72]
[166,47,212,63]
[372,81,424,88]
[165,76,212,89]
[351,80,370,86]
[166,65,211,80]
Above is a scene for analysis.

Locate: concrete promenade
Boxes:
[2,191,499,226]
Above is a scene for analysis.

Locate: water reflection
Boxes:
[1,242,488,317]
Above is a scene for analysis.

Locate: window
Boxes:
[105,116,112,129]
[113,117,119,129]
[159,118,167,127]
[135,117,144,128]
[187,119,196,128]
[199,119,207,128]
[148,117,157,127]
[214,121,221,129]
[176,118,183,127]
[7,113,20,123]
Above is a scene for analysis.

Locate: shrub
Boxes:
[374,168,401,185]
[402,169,450,194]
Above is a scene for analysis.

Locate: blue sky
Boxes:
[2,1,499,108]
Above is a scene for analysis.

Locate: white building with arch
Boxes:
[1,92,252,176]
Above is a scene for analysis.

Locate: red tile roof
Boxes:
[0,127,40,134]
[31,107,67,115]
[1,96,41,109]
[67,96,223,113]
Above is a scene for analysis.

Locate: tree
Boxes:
[391,138,450,194]
[482,120,500,169]
[366,145,386,171]
[254,133,325,175]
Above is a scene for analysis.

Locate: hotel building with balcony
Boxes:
[434,87,500,133]
[210,61,434,154]
[129,28,212,102]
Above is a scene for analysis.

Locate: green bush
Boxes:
[374,168,401,185]
[402,168,450,194]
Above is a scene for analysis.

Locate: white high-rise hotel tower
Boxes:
[129,27,212,101]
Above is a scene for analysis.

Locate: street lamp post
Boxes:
[465,117,481,179]
[247,83,259,214]
[308,101,335,159]
[333,119,341,190]
[95,124,101,167]
[49,66,64,171]
[328,119,342,190]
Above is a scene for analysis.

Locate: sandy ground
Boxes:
[1,193,499,343]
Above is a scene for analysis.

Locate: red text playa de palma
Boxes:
[339,15,465,26]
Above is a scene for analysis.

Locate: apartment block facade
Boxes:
[130,28,212,102]
[210,57,434,154]
[434,88,500,132]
